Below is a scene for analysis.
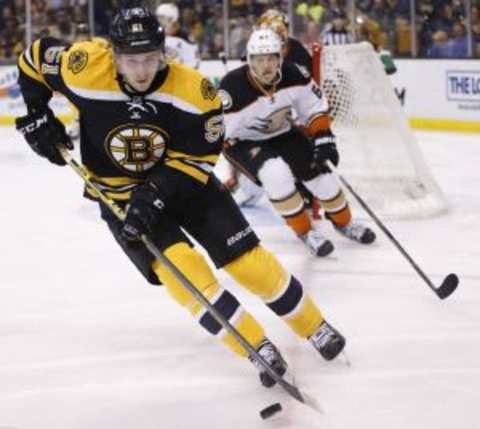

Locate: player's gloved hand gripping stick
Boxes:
[56,144,322,414]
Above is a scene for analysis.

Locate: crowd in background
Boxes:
[1,0,479,62]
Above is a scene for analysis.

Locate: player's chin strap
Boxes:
[325,160,459,300]
[56,144,321,413]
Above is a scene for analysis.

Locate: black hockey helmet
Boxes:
[110,6,165,54]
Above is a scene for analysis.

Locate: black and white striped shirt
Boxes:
[321,28,354,46]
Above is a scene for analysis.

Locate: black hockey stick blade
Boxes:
[277,376,323,414]
[436,273,459,299]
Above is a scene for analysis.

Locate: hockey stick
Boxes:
[57,145,321,413]
[326,160,459,300]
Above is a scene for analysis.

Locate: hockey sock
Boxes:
[224,245,324,338]
[152,242,265,357]
[321,189,352,227]
[270,189,311,236]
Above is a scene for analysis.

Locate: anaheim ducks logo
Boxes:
[247,106,292,134]
[105,124,167,175]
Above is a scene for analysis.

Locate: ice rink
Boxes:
[1,127,478,429]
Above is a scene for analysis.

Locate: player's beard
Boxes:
[252,67,282,87]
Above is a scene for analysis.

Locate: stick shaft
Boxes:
[58,145,305,402]
[326,160,453,298]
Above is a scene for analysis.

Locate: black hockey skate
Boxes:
[309,320,346,361]
[300,228,335,257]
[249,338,288,388]
[335,221,376,244]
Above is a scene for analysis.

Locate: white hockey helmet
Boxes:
[247,28,283,57]
[156,3,179,24]
[246,29,283,85]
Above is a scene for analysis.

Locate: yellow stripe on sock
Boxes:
[285,295,324,338]
[221,311,265,357]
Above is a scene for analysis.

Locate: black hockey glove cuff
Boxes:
[313,130,339,167]
[15,108,73,166]
[122,182,166,242]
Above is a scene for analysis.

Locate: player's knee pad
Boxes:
[304,172,340,200]
[258,157,296,200]
[151,242,218,311]
[258,159,308,232]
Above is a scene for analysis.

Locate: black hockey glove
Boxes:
[312,130,339,167]
[15,108,73,166]
[122,182,166,241]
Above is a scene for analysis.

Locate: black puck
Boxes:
[260,402,282,419]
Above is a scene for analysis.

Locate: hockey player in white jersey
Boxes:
[156,3,200,69]
[222,9,319,215]
[220,29,376,256]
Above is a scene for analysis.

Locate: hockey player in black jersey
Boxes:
[15,6,345,388]
[220,29,376,257]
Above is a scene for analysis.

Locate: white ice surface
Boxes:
[0,127,479,429]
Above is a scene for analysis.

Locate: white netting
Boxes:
[319,42,447,219]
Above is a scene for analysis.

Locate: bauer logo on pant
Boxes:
[104,124,167,174]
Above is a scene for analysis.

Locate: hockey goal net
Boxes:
[312,42,447,219]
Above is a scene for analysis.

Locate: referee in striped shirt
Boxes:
[321,9,354,45]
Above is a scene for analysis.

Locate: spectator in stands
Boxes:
[0,6,20,57]
[386,0,410,18]
[450,22,468,58]
[394,15,412,56]
[295,0,326,24]
[1,4,18,32]
[472,5,480,51]
[301,18,322,50]
[368,0,393,31]
[357,15,389,50]
[417,0,434,17]
[321,9,354,45]
[355,15,397,74]
[430,3,454,34]
[427,30,451,58]
[230,17,250,58]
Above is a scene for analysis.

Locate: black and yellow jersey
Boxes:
[17,38,224,200]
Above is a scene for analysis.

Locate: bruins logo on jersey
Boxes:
[105,124,167,175]
[68,50,88,74]
[201,78,217,101]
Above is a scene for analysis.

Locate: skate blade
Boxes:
[339,350,352,367]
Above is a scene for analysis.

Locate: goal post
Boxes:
[312,42,447,219]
